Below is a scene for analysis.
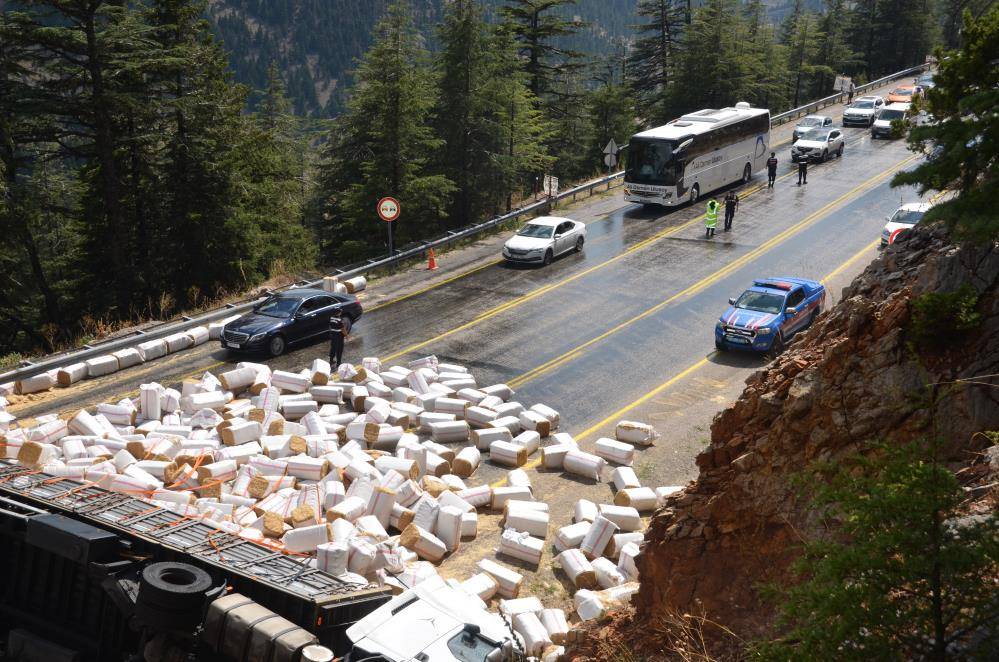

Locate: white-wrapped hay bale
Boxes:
[488,415,522,435]
[220,420,262,446]
[456,485,492,509]
[186,326,210,346]
[598,504,643,532]
[85,355,119,378]
[137,338,168,361]
[606,532,644,559]
[271,370,311,394]
[465,406,497,428]
[344,276,366,293]
[594,437,635,466]
[399,524,447,562]
[613,486,658,511]
[309,359,332,386]
[579,515,619,559]
[435,505,463,553]
[317,541,349,576]
[491,485,533,510]
[219,366,257,392]
[412,495,440,531]
[366,399,391,424]
[15,372,56,395]
[540,609,570,645]
[471,427,512,451]
[390,503,415,532]
[655,485,684,506]
[513,612,551,658]
[529,403,560,429]
[477,558,523,598]
[430,420,469,443]
[592,557,627,589]
[518,410,550,437]
[511,431,540,456]
[57,363,89,387]
[573,589,605,621]
[346,538,378,575]
[557,548,597,589]
[374,456,418,480]
[164,332,193,353]
[615,420,659,446]
[282,523,330,553]
[452,447,481,478]
[321,275,339,293]
[310,385,345,405]
[563,449,605,480]
[617,542,640,581]
[611,467,641,491]
[460,573,498,601]
[460,510,477,538]
[207,315,240,340]
[499,528,543,565]
[69,409,105,437]
[327,495,367,522]
[433,397,468,417]
[182,391,227,414]
[505,507,548,538]
[554,521,591,553]
[541,444,573,470]
[96,403,135,426]
[488,440,526,467]
[481,383,514,401]
[419,412,454,434]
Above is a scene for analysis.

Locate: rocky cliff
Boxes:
[575,226,999,658]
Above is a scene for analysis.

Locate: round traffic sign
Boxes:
[377,197,400,222]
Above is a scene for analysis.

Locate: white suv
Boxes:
[871,103,911,139]
[792,127,845,163]
[843,96,885,127]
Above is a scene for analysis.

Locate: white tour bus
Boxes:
[624,102,771,207]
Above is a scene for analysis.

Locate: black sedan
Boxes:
[221,288,362,356]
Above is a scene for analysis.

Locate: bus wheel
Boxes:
[742,163,752,184]
[689,185,700,205]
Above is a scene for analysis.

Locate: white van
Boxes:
[871,103,911,139]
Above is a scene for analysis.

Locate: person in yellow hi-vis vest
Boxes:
[705,198,719,238]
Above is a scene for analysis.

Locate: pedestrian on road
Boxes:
[328,308,351,370]
[848,81,855,104]
[723,191,739,231]
[766,152,778,188]
[705,199,719,238]
[797,158,808,186]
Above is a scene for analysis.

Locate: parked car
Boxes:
[871,103,911,139]
[842,96,885,127]
[881,202,933,247]
[502,216,586,265]
[792,114,833,141]
[715,277,826,354]
[887,85,922,104]
[221,288,362,356]
[916,73,935,89]
[791,128,845,163]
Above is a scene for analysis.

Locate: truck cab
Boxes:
[715,277,826,353]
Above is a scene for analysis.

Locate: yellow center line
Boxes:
[507,153,919,389]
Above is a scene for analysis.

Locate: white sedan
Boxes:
[502,216,586,265]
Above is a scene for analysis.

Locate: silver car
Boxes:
[793,114,833,141]
[842,96,885,127]
[792,128,845,163]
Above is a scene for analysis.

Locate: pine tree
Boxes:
[499,0,584,101]
[627,0,686,124]
[672,0,749,113]
[739,0,789,111]
[781,1,822,107]
[808,0,856,100]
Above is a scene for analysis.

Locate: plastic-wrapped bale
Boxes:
[460,511,477,538]
[137,338,168,361]
[480,383,514,401]
[465,406,497,428]
[164,332,193,353]
[513,612,551,657]
[430,420,469,443]
[85,355,119,378]
[281,523,331,553]
[419,412,454,434]
[411,495,440,532]
[327,495,367,522]
[186,326,210,346]
[518,410,550,437]
[592,557,627,589]
[477,559,523,598]
[15,372,56,395]
[316,541,349,576]
[594,437,635,466]
[490,486,533,510]
[207,315,241,340]
[505,505,548,538]
[374,456,418,480]
[499,528,544,565]
[613,486,658,511]
[488,415,522,435]
[434,505,463,553]
[554,521,591,554]
[365,399,391,424]
[529,403,560,430]
[220,420,262,446]
[573,589,605,621]
[399,524,447,562]
[69,409,105,437]
[309,359,332,386]
[598,504,643,532]
[322,275,339,293]
[219,366,257,393]
[541,443,573,470]
[615,420,659,446]
[511,430,540,456]
[452,447,481,478]
[471,427,512,451]
[344,276,366,293]
[506,468,532,492]
[271,370,311,394]
[579,515,619,559]
[488,440,526,467]
[563,449,605,480]
[433,397,468,418]
[606,532,644,559]
[655,485,684,506]
[611,467,641,491]
[390,503,415,532]
[617,542,640,581]
[540,609,570,646]
[57,363,89,387]
[455,485,492,509]
[556,548,597,589]
[460,573,498,601]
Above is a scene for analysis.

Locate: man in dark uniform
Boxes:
[723,190,739,231]
[328,308,351,370]
[766,152,778,188]
[797,157,808,186]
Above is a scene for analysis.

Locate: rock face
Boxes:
[634,226,999,643]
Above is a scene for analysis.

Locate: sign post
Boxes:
[603,138,618,171]
[377,197,400,256]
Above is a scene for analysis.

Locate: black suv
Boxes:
[221,288,362,356]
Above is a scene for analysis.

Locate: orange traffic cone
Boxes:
[427,248,438,270]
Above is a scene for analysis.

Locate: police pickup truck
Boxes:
[715,277,826,353]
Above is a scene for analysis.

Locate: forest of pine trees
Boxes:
[0,0,984,359]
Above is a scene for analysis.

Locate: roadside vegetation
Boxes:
[0,0,981,359]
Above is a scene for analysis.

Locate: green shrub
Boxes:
[907,284,981,351]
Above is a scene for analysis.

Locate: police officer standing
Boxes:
[704,199,719,238]
[766,152,778,188]
[797,157,808,186]
[723,190,739,231]
[328,308,351,370]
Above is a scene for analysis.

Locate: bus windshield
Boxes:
[626,138,678,185]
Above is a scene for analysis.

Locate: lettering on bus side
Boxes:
[690,154,724,170]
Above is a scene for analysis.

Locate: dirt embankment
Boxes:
[568,226,999,659]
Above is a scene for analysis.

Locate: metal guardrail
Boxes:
[770,64,929,126]
[1,63,930,386]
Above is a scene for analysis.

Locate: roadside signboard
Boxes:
[377,197,400,222]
